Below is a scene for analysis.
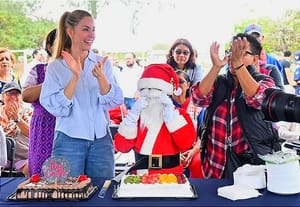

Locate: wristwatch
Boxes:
[14,117,21,123]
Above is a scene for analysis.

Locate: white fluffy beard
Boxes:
[139,88,165,130]
[140,99,164,129]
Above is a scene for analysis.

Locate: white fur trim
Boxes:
[139,119,164,154]
[118,123,137,139]
[138,78,173,95]
[173,87,182,96]
[166,114,187,132]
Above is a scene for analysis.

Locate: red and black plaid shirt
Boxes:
[191,77,275,178]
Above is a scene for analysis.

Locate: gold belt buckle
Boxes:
[148,154,162,169]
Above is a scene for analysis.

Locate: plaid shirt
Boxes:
[191,77,275,178]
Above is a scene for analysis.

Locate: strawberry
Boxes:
[77,174,88,182]
[30,174,40,183]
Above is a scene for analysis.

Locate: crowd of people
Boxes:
[0,9,299,180]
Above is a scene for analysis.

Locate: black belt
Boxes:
[131,153,180,170]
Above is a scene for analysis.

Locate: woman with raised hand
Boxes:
[40,10,123,178]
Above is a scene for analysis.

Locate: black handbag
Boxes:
[223,146,242,179]
[223,94,243,179]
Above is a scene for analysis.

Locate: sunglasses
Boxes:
[174,50,190,56]
[225,50,255,56]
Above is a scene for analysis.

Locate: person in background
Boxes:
[0,48,21,94]
[293,50,300,95]
[250,50,284,90]
[280,50,291,84]
[244,24,284,76]
[166,38,203,86]
[0,82,32,176]
[172,70,201,127]
[22,28,57,176]
[21,48,45,86]
[191,33,281,179]
[172,70,203,178]
[112,56,123,72]
[279,50,295,93]
[243,24,283,89]
[40,10,123,178]
[91,48,99,55]
[118,52,143,110]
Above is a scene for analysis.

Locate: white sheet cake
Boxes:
[117,173,195,198]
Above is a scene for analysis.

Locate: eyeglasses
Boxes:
[174,50,190,56]
[225,50,256,56]
[245,51,255,56]
[5,91,20,96]
[179,79,187,84]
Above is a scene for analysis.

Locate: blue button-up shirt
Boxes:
[40,52,123,140]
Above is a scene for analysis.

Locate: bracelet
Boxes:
[14,117,21,123]
[233,63,244,71]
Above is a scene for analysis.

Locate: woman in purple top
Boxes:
[22,29,57,176]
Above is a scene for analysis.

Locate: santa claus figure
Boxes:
[114,64,196,175]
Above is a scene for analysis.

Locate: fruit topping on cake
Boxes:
[30,174,41,183]
[77,174,88,182]
[123,173,187,184]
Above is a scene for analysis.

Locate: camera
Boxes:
[261,88,300,123]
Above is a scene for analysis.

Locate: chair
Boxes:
[1,137,24,177]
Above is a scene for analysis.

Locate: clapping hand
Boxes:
[61,51,82,78]
[4,101,19,121]
[92,56,108,79]
[210,41,228,70]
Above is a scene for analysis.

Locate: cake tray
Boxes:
[112,184,198,200]
[7,185,98,201]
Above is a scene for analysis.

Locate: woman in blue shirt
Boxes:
[40,10,123,178]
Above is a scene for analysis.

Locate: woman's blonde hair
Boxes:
[53,10,92,59]
[0,47,16,65]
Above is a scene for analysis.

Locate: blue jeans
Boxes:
[52,131,115,179]
[124,97,136,110]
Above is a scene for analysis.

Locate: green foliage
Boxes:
[0,1,56,50]
[234,10,300,55]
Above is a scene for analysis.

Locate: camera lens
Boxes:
[261,88,300,123]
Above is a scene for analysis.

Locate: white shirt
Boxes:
[118,64,144,98]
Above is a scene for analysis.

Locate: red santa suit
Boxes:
[114,64,196,175]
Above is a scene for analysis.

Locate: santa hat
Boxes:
[137,64,182,95]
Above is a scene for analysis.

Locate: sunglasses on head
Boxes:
[174,50,190,56]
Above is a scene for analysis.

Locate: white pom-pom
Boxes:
[173,88,182,96]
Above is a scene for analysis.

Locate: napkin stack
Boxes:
[217,184,262,201]
[217,164,265,201]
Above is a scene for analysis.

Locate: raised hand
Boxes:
[61,51,82,78]
[210,41,228,69]
[230,36,249,63]
[92,56,108,79]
